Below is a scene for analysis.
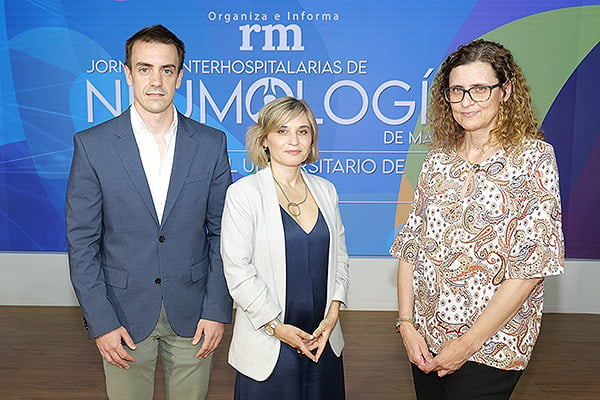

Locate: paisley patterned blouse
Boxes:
[390,139,564,370]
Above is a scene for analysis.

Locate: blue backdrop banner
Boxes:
[1,1,599,257]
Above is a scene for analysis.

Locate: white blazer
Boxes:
[221,166,350,381]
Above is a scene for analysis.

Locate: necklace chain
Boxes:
[465,145,491,173]
[273,176,308,217]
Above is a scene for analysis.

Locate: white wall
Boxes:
[1,253,599,313]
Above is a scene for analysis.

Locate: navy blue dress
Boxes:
[234,208,345,400]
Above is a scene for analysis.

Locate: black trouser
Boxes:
[411,361,523,400]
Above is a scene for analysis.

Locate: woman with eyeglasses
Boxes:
[390,39,564,399]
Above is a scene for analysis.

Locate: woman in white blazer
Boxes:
[221,97,349,399]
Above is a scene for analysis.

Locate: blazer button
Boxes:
[158,235,166,242]
[155,278,162,284]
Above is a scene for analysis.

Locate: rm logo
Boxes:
[239,24,304,51]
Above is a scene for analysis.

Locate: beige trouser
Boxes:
[102,305,212,400]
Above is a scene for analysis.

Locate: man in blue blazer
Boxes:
[66,25,232,399]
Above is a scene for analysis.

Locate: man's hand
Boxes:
[192,319,225,359]
[94,326,136,369]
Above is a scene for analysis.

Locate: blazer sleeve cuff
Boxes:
[243,299,282,331]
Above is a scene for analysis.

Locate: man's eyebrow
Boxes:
[134,62,177,69]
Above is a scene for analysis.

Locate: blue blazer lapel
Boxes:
[162,114,198,224]
[113,110,159,225]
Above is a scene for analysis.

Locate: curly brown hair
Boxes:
[427,39,543,152]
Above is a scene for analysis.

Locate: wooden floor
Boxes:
[0,307,598,399]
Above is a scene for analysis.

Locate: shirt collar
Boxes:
[130,104,178,139]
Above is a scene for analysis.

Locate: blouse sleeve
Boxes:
[506,142,565,279]
[389,152,432,265]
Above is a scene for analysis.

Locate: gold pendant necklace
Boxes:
[273,176,308,217]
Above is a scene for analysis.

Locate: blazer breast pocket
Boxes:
[183,173,209,186]
[180,175,210,212]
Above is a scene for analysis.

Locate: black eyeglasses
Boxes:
[443,83,502,103]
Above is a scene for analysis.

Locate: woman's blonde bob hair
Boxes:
[246,96,320,167]
[427,39,543,151]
